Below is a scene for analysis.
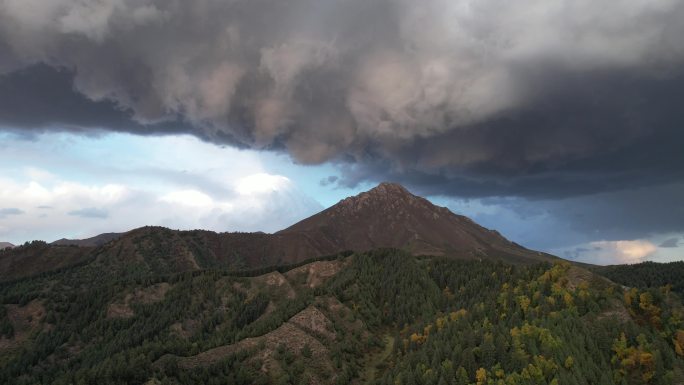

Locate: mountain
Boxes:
[51,232,122,247]
[82,183,552,277]
[278,182,552,263]
[0,183,555,282]
[0,242,13,250]
[0,183,682,384]
[0,241,93,282]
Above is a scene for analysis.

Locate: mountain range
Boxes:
[0,183,554,282]
[1,183,683,384]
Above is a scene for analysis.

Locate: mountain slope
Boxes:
[0,241,93,282]
[1,250,682,385]
[83,227,328,276]
[0,242,13,250]
[279,182,553,263]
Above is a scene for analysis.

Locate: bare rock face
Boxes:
[289,306,336,340]
[285,259,347,288]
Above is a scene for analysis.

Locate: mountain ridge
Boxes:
[51,232,122,247]
[0,183,555,281]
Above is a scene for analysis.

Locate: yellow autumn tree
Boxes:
[674,330,684,357]
[475,368,487,385]
[449,309,467,321]
[612,333,656,384]
[410,332,425,345]
[564,356,574,369]
[563,292,574,307]
[624,288,638,307]
[518,295,531,313]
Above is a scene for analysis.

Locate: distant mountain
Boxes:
[594,261,684,296]
[0,183,554,281]
[51,232,122,247]
[0,241,92,282]
[0,242,14,250]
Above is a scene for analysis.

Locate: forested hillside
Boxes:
[1,249,682,384]
[595,261,684,297]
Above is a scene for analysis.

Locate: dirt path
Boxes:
[362,334,394,384]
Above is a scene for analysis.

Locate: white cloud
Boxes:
[160,189,215,208]
[0,172,321,242]
[25,167,58,182]
[0,178,130,209]
[0,135,323,243]
[154,174,321,233]
[235,173,291,195]
[605,240,658,262]
[560,239,658,265]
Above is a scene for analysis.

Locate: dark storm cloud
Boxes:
[0,64,223,141]
[1,0,684,200]
[335,69,684,199]
[457,182,684,252]
[660,238,681,248]
[319,175,339,187]
[67,207,109,219]
[0,64,136,131]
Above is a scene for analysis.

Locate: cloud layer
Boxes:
[0,134,323,243]
[0,173,321,242]
[1,0,684,199]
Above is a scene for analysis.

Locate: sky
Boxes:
[1,0,683,264]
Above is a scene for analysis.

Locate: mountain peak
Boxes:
[279,183,551,263]
[371,182,411,194]
[328,182,438,220]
